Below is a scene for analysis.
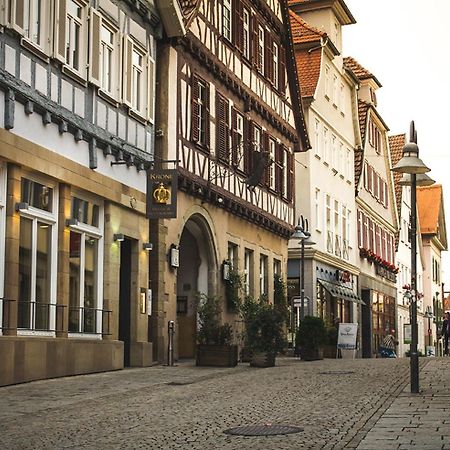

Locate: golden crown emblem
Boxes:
[153,182,170,204]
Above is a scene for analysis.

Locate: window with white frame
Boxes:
[314,118,320,158]
[0,164,6,328]
[9,0,52,55]
[65,0,87,73]
[268,138,276,190]
[340,83,345,115]
[326,194,332,252]
[323,127,329,163]
[68,194,103,335]
[272,42,279,88]
[282,146,288,197]
[331,134,337,169]
[227,242,238,269]
[222,0,232,41]
[242,7,250,59]
[244,248,253,296]
[332,75,338,106]
[18,177,58,333]
[233,110,245,171]
[259,254,268,298]
[346,148,351,180]
[324,65,330,99]
[257,25,265,73]
[334,200,340,255]
[314,188,321,231]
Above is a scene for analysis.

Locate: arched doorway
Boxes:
[176,213,217,358]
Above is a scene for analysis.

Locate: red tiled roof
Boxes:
[289,9,326,44]
[388,134,406,220]
[417,184,443,234]
[290,12,323,98]
[343,56,382,87]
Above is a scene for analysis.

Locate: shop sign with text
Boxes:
[146,169,178,218]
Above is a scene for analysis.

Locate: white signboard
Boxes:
[337,323,358,350]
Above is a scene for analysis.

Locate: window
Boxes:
[122,35,154,120]
[272,42,279,87]
[242,7,250,59]
[323,127,329,163]
[222,0,232,41]
[227,242,238,269]
[9,0,52,55]
[68,195,103,335]
[244,248,253,296]
[191,75,210,148]
[282,146,289,197]
[259,254,268,298]
[314,188,321,231]
[324,65,330,99]
[273,259,281,276]
[232,109,244,171]
[326,194,332,252]
[332,75,338,105]
[18,177,57,333]
[331,135,337,169]
[340,83,345,115]
[66,0,85,72]
[257,25,265,73]
[216,94,230,163]
[314,118,320,158]
[268,138,276,190]
[346,148,351,180]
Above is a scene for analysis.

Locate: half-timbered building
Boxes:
[0,0,161,385]
[151,0,309,361]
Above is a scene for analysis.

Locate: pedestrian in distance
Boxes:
[442,311,450,356]
[379,332,398,358]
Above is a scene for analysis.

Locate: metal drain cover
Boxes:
[224,424,303,436]
[319,371,355,375]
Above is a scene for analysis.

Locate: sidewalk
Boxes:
[352,357,450,449]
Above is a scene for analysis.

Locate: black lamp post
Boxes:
[291,219,315,324]
[391,121,431,394]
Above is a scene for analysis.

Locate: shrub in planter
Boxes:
[196,293,238,367]
[296,316,327,361]
[224,265,244,312]
[242,296,286,367]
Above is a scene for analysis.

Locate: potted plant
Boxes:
[242,296,286,367]
[296,316,327,361]
[196,293,238,367]
[224,264,244,312]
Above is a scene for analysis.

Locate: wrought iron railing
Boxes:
[69,306,112,335]
[0,299,111,335]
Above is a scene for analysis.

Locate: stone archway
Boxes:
[176,213,218,358]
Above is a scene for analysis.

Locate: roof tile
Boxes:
[417,184,443,234]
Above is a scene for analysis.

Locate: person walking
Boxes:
[442,312,450,356]
[379,332,398,358]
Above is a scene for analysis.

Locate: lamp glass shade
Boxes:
[291,225,309,240]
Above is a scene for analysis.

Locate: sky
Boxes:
[342,0,450,288]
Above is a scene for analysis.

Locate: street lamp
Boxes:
[291,219,316,325]
[391,120,431,394]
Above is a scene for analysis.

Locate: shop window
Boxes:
[18,177,57,333]
[68,195,103,335]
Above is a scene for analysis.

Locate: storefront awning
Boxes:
[318,279,365,305]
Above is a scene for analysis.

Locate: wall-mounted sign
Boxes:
[146,169,178,218]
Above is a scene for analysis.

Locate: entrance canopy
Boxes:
[318,279,365,305]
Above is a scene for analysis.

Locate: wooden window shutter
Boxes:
[262,131,269,186]
[122,35,134,107]
[205,82,210,149]
[11,0,25,33]
[244,120,254,174]
[279,46,286,94]
[191,75,200,142]
[88,8,102,87]
[233,0,243,50]
[287,150,294,202]
[216,94,229,163]
[54,0,67,63]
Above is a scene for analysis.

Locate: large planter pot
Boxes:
[300,347,324,361]
[323,344,338,358]
[240,347,252,363]
[196,344,238,367]
[250,351,276,368]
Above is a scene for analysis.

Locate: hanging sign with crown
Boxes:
[146,169,178,218]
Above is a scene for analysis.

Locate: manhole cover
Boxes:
[319,371,355,375]
[224,424,303,436]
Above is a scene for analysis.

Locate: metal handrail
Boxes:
[69,306,112,335]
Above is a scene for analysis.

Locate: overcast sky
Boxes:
[342,0,450,288]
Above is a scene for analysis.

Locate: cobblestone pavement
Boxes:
[0,357,448,449]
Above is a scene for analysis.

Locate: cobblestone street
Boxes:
[0,357,449,449]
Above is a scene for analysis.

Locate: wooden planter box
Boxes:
[196,344,238,367]
[250,351,276,368]
[300,347,324,361]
